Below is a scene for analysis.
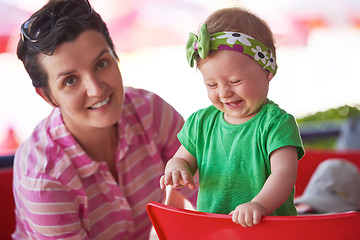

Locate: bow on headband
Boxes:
[185,24,278,75]
[185,24,210,68]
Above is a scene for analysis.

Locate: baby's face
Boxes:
[199,50,273,124]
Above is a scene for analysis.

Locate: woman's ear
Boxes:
[267,71,274,81]
[35,88,57,107]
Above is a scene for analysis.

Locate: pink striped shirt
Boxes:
[12,87,197,240]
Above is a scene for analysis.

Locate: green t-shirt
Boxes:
[178,100,304,215]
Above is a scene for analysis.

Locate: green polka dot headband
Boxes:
[185,24,277,75]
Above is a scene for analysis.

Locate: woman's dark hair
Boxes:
[17,0,119,102]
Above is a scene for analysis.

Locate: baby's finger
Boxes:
[164,173,174,186]
[180,171,196,189]
[235,211,247,227]
[171,171,183,188]
[244,212,254,227]
[159,175,166,189]
[252,211,263,225]
[231,210,240,224]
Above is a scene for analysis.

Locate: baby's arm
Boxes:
[160,145,197,190]
[231,146,298,227]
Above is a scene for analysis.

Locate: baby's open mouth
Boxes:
[225,100,242,107]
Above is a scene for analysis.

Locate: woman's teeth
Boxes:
[89,97,110,109]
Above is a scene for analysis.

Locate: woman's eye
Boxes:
[96,60,108,69]
[65,77,77,86]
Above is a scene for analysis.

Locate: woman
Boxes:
[13,0,196,239]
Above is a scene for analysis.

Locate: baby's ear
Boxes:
[35,88,57,107]
[267,71,274,81]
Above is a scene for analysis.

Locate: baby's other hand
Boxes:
[159,169,196,190]
[229,202,266,227]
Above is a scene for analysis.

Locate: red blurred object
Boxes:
[295,149,360,197]
[147,149,360,239]
[102,0,207,52]
[277,14,328,46]
[0,127,20,156]
[351,14,360,29]
[0,3,30,53]
[147,201,360,240]
[0,36,10,53]
[0,167,15,240]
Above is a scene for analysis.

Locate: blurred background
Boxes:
[1,0,360,150]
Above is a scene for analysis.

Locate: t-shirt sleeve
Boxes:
[177,111,199,158]
[266,113,305,160]
[176,111,200,205]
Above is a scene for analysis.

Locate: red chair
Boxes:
[0,167,15,240]
[147,201,360,240]
[295,149,360,197]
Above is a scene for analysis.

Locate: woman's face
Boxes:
[39,30,124,131]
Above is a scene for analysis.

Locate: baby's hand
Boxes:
[160,168,196,190]
[229,202,266,227]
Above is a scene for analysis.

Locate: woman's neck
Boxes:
[70,124,118,163]
[71,124,119,182]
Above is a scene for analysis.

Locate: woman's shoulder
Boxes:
[123,86,181,122]
[124,87,161,113]
[124,87,160,104]
[14,109,68,176]
[19,110,58,148]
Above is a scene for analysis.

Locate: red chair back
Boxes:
[147,201,360,240]
[295,149,360,197]
[0,168,15,240]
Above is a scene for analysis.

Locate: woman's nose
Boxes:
[85,75,105,96]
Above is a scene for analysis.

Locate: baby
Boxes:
[160,7,304,227]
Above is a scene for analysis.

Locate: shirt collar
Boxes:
[48,106,141,178]
[49,108,99,178]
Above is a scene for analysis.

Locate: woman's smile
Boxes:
[88,96,111,109]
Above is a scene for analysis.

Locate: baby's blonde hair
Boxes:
[198,7,276,67]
